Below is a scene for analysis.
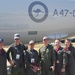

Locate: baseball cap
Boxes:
[14,33,20,39]
[43,36,48,40]
[0,38,4,42]
[29,40,35,45]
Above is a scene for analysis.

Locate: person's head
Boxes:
[55,39,60,47]
[14,33,20,45]
[29,40,35,50]
[0,38,4,49]
[43,36,49,46]
[65,39,71,48]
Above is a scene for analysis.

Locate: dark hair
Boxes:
[65,39,72,46]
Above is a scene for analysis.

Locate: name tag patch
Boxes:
[31,58,35,63]
[16,54,20,59]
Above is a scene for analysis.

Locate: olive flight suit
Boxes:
[39,44,56,75]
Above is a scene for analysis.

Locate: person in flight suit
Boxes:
[7,33,27,75]
[64,39,75,75]
[25,40,40,75]
[54,39,65,75]
[39,36,56,75]
[0,38,7,75]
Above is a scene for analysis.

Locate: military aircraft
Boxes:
[0,0,75,44]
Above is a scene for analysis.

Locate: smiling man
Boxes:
[7,33,27,75]
[39,36,56,75]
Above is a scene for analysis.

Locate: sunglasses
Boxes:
[15,39,20,40]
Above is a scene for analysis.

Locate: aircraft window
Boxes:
[28,31,37,35]
[48,34,68,39]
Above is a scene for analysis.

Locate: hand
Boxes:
[61,68,65,72]
[9,60,14,66]
[50,66,55,71]
[33,66,38,72]
[30,65,38,72]
[38,66,41,70]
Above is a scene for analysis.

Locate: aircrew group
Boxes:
[0,33,75,75]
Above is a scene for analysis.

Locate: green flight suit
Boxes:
[39,44,56,75]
